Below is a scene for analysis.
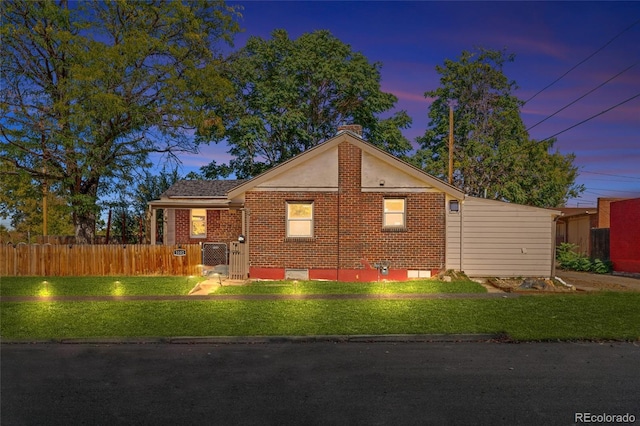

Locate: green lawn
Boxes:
[0,276,206,297]
[1,293,639,341]
[213,280,486,295]
[0,276,485,296]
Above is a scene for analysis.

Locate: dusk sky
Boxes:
[177,1,640,207]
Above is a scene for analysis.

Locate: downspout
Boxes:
[460,196,465,273]
[242,207,250,279]
[337,187,341,281]
[551,213,561,278]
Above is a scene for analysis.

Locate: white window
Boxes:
[383,198,406,228]
[191,209,206,238]
[287,202,313,237]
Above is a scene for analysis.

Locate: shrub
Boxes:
[556,243,612,274]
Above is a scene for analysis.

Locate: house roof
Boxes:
[557,207,597,218]
[227,131,465,199]
[160,179,246,198]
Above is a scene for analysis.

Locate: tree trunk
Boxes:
[75,213,96,244]
[72,180,99,245]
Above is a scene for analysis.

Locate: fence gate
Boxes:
[229,241,248,280]
[202,243,228,267]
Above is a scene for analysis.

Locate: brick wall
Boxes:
[174,209,242,244]
[245,141,446,279]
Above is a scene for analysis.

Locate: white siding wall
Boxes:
[453,197,558,277]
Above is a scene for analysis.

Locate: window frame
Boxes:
[382,198,406,229]
[286,201,314,238]
[190,208,207,238]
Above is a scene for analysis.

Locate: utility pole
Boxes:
[448,103,454,184]
[41,130,48,238]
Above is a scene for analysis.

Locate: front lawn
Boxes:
[213,280,486,295]
[0,276,206,297]
[2,293,639,341]
[0,276,485,296]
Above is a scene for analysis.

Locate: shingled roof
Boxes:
[161,180,245,198]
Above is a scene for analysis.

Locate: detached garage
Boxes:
[447,197,561,278]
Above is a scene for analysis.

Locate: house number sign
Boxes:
[173,249,187,257]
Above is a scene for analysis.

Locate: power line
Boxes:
[526,62,638,131]
[581,170,640,180]
[586,188,640,193]
[524,18,640,104]
[539,92,640,142]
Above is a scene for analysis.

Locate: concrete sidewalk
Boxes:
[0,291,519,303]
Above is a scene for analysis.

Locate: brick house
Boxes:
[149,126,560,280]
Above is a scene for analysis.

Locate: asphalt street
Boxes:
[1,341,639,426]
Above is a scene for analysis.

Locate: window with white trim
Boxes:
[286,202,314,237]
[383,198,406,228]
[191,209,206,238]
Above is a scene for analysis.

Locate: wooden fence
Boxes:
[590,228,610,261]
[0,243,203,277]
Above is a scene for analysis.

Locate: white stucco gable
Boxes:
[252,146,339,191]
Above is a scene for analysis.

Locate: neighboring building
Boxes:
[555,207,598,256]
[149,126,560,280]
[610,198,640,274]
[597,197,628,228]
[554,198,631,259]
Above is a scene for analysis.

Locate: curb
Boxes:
[0,334,505,345]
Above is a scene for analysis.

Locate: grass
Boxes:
[1,293,639,341]
[0,276,206,297]
[213,280,487,295]
[0,276,485,296]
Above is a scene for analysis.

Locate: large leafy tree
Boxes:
[0,0,240,243]
[0,163,73,239]
[103,167,182,244]
[414,48,582,208]
[200,29,412,179]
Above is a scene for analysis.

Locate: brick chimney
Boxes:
[337,124,363,137]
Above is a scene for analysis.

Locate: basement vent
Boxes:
[408,270,431,279]
[285,269,309,280]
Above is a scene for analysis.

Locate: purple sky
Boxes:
[178,1,640,207]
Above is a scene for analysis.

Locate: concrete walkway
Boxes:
[0,292,519,303]
[556,270,640,292]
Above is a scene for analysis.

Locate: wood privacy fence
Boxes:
[0,244,202,277]
[590,228,610,261]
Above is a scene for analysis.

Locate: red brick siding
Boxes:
[174,209,242,244]
[246,192,339,269]
[245,141,446,276]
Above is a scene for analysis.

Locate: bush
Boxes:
[556,243,612,274]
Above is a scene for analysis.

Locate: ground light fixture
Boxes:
[39,280,51,297]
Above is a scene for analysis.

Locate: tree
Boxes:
[0,0,240,243]
[0,163,74,238]
[414,48,583,208]
[200,29,412,179]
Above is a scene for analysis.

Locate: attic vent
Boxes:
[337,124,363,136]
